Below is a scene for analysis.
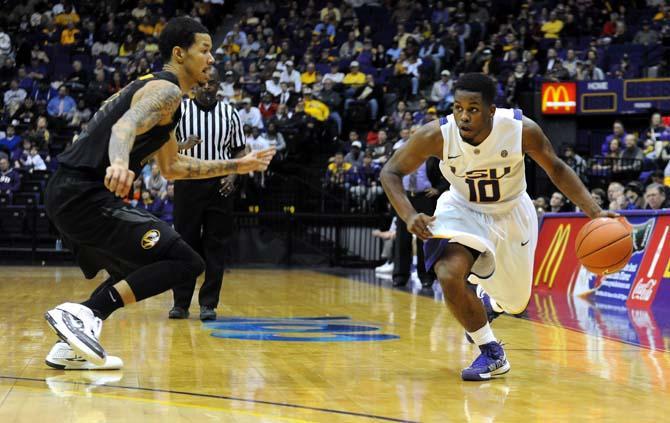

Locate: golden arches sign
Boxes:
[534,224,571,288]
[541,84,576,113]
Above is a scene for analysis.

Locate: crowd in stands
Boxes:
[1,0,670,236]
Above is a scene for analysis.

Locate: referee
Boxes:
[169,68,246,321]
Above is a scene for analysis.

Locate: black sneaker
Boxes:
[200,306,216,321]
[168,307,189,319]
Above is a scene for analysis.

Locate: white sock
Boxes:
[467,322,497,346]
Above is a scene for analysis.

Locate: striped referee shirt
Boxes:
[176,98,246,160]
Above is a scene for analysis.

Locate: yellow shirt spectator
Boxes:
[54,11,80,27]
[541,15,564,39]
[139,23,154,36]
[304,92,330,121]
[60,28,79,45]
[343,64,366,86]
[301,65,319,86]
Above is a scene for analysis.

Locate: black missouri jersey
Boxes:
[58,71,182,176]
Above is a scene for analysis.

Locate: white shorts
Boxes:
[424,191,538,314]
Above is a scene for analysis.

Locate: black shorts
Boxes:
[45,166,181,279]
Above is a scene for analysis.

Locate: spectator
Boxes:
[646,113,670,163]
[350,153,383,211]
[47,85,77,126]
[339,31,362,60]
[144,163,168,199]
[316,78,342,135]
[549,191,568,212]
[430,70,454,111]
[344,140,364,169]
[562,145,588,182]
[370,129,394,164]
[0,126,22,156]
[259,122,287,160]
[634,21,659,45]
[238,97,264,129]
[280,60,302,93]
[616,133,644,178]
[302,87,330,122]
[157,182,175,225]
[257,91,277,122]
[60,22,79,46]
[577,60,605,81]
[323,63,344,84]
[540,10,563,38]
[590,188,608,210]
[28,116,50,150]
[0,156,20,194]
[23,145,47,171]
[645,183,668,209]
[623,181,645,209]
[301,62,319,87]
[265,71,282,97]
[345,74,381,121]
[563,49,579,78]
[402,54,423,97]
[325,151,354,192]
[4,79,27,115]
[0,27,11,62]
[137,190,162,216]
[14,97,38,127]
[343,61,366,95]
[607,182,626,210]
[320,2,341,23]
[601,121,627,156]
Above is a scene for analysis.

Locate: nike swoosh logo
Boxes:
[109,290,117,303]
[521,240,530,246]
[447,155,462,159]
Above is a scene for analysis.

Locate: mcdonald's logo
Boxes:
[541,83,577,114]
[534,224,571,288]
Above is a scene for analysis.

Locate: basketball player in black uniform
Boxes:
[43,17,275,369]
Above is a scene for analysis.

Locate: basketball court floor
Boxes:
[1,266,668,422]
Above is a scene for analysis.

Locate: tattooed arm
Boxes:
[155,131,275,180]
[105,81,182,197]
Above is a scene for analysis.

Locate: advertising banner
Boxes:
[541,82,577,114]
[530,211,670,351]
[533,211,670,308]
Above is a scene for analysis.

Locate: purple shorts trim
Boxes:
[423,238,493,279]
[424,238,451,273]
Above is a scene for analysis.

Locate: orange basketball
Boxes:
[574,218,633,275]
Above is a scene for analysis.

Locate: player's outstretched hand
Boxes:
[237,147,276,173]
[105,160,135,198]
[407,213,436,241]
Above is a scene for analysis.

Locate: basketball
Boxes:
[575,218,633,275]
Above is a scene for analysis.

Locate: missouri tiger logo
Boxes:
[141,229,160,249]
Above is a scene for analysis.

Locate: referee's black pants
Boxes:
[172,178,233,310]
[392,192,438,286]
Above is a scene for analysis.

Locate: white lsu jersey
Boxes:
[438,108,526,214]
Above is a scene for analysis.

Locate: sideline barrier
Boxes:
[529,210,670,350]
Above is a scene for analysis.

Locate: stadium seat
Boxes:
[12,193,40,207]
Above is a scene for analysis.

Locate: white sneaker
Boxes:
[375,261,394,273]
[45,303,106,366]
[46,341,123,370]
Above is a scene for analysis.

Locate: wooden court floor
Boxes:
[1,266,669,422]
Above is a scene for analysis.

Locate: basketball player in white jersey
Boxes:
[381,73,617,381]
